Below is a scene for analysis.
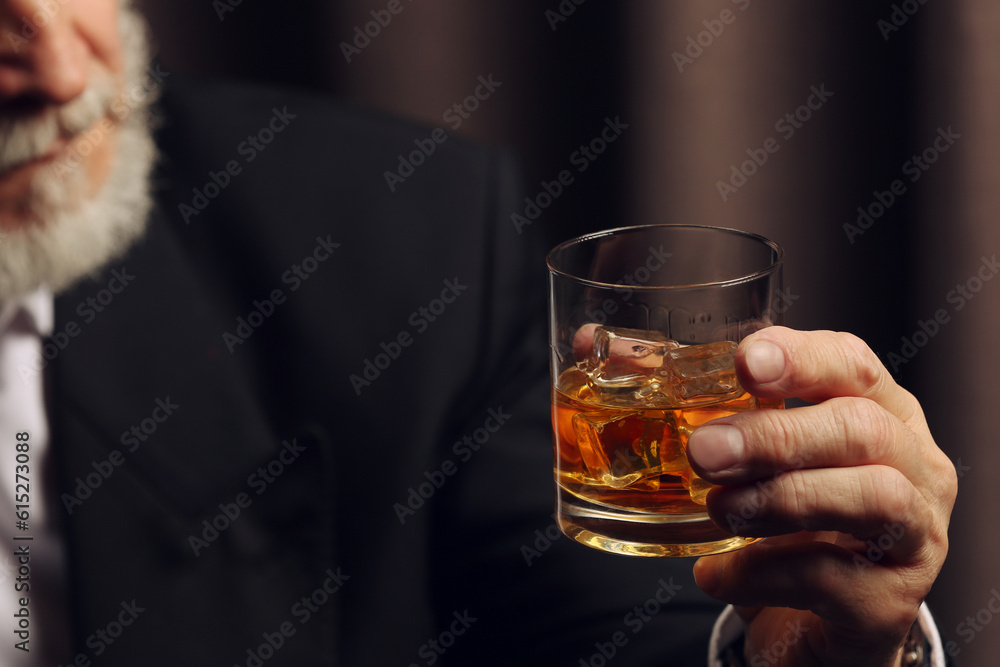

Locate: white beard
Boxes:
[0,3,157,300]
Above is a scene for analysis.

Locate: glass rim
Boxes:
[546,224,784,291]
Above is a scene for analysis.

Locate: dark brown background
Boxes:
[136,0,1000,661]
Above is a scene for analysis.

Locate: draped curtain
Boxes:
[139,0,1000,661]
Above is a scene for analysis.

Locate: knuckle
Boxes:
[930,450,959,510]
[865,465,915,525]
[829,396,896,461]
[833,331,882,392]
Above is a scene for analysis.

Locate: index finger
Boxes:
[736,327,928,432]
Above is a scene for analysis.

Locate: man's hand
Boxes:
[688,327,957,666]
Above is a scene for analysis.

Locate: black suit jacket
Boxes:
[50,79,723,666]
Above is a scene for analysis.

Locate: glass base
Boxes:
[558,496,759,558]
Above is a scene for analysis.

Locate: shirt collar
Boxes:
[0,288,54,337]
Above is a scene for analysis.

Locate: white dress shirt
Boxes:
[708,602,945,666]
[0,289,71,665]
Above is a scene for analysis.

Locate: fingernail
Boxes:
[745,340,785,384]
[688,425,744,474]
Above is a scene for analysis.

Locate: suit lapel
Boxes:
[50,205,278,517]
[48,207,338,664]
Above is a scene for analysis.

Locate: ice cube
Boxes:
[666,341,743,405]
[578,326,680,406]
[571,410,684,489]
[681,469,712,506]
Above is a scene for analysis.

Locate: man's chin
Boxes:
[0,124,155,300]
[0,204,149,302]
[0,160,60,231]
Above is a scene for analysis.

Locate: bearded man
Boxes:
[0,2,956,666]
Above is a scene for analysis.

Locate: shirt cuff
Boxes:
[707,602,946,666]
